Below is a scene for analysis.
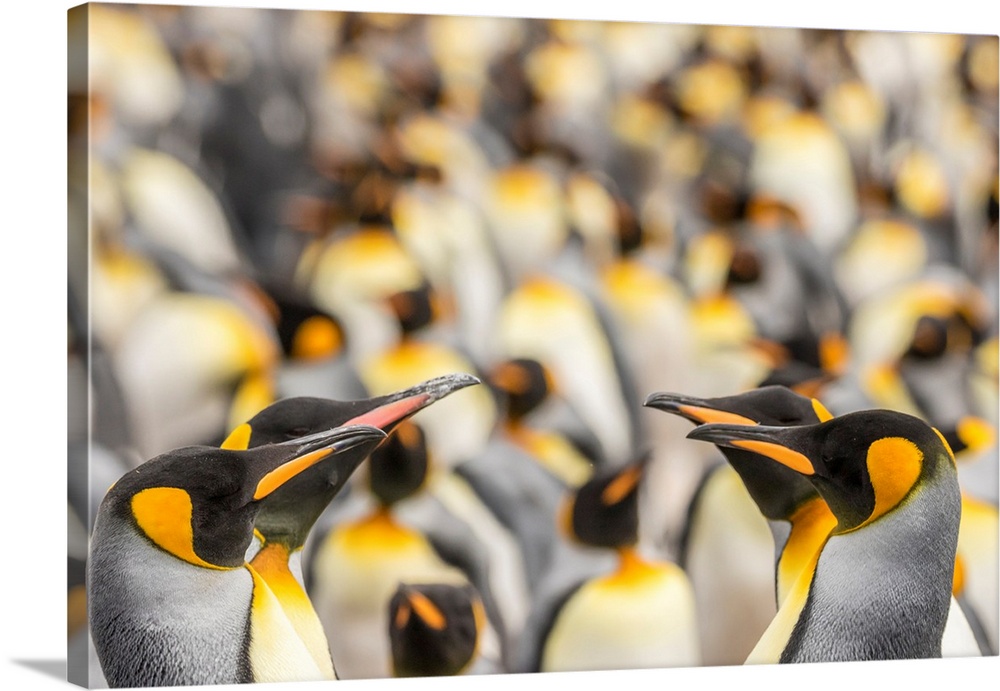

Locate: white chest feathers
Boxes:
[541,557,701,672]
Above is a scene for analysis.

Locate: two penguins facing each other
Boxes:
[87,378,978,687]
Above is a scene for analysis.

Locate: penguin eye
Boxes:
[283,427,311,440]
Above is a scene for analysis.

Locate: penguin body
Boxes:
[776,469,958,662]
[88,424,387,687]
[528,458,701,673]
[688,409,962,663]
[644,386,833,665]
[651,388,984,660]
[539,553,699,672]
[454,358,599,595]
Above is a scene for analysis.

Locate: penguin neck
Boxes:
[781,473,961,662]
[248,541,336,678]
[606,546,661,586]
[339,504,425,552]
[774,496,837,606]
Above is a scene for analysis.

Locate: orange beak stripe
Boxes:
[254,448,333,500]
[678,405,758,426]
[731,440,815,475]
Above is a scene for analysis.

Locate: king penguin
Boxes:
[643,386,836,665]
[219,372,482,677]
[647,386,986,660]
[522,456,701,673]
[687,409,963,662]
[88,423,387,687]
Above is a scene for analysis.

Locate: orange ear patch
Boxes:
[864,437,923,525]
[601,465,642,505]
[408,590,447,630]
[131,487,229,570]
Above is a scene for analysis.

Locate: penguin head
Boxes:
[560,457,648,549]
[96,425,387,569]
[274,297,347,362]
[487,357,553,422]
[388,582,485,677]
[644,386,833,520]
[644,384,833,428]
[724,242,763,288]
[368,421,430,507]
[687,409,956,533]
[902,310,981,360]
[221,372,480,545]
[386,282,438,336]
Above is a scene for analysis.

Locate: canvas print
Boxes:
[67,2,999,688]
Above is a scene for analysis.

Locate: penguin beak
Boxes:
[345,372,481,432]
[686,423,816,476]
[255,424,387,500]
[643,392,758,426]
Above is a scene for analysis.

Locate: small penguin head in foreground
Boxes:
[388,582,486,677]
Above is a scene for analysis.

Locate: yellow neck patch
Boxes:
[598,547,666,590]
[952,553,966,596]
[776,497,837,605]
[131,487,230,570]
[338,508,424,554]
[249,542,335,677]
[860,437,923,528]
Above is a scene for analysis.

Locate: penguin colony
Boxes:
[68,5,998,687]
